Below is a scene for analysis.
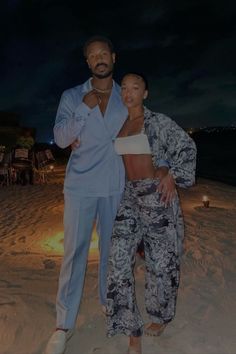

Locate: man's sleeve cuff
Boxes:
[159,159,170,168]
[74,102,92,118]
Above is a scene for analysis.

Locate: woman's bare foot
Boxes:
[144,322,167,336]
[128,335,142,354]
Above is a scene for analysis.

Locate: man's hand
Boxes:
[155,167,176,207]
[83,90,101,108]
[71,139,80,150]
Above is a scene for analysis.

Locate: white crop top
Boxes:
[114,133,151,155]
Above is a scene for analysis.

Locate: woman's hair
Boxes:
[122,72,149,90]
[83,35,114,57]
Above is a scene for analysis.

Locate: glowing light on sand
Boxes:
[40,225,99,260]
[42,231,64,254]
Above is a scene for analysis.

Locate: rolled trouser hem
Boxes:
[148,315,174,325]
[56,314,77,330]
[107,326,143,338]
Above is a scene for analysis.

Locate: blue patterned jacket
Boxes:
[144,107,197,188]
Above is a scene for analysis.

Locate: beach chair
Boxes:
[0,151,10,186]
[34,149,55,184]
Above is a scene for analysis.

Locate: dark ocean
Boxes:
[192,129,236,186]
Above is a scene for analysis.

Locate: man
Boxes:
[45,35,128,354]
[45,36,171,354]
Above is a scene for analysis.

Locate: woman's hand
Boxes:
[155,167,176,206]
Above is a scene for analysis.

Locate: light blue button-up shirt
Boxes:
[54,78,128,197]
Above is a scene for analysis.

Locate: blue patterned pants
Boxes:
[106,179,182,337]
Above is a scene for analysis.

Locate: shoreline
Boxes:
[196,174,236,187]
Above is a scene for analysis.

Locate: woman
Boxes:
[106,73,196,354]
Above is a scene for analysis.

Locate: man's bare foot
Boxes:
[144,322,167,336]
[127,335,142,354]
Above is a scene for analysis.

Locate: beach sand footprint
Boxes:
[43,258,56,269]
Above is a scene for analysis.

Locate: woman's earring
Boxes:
[143,91,148,99]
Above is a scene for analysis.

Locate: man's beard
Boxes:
[92,69,113,79]
[91,63,113,79]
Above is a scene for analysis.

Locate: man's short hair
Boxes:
[83,35,114,58]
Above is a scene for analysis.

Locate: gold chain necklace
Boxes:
[92,86,112,94]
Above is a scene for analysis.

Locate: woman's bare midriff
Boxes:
[123,154,156,180]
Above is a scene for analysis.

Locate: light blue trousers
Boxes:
[56,193,122,329]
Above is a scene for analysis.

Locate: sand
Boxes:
[0,165,235,354]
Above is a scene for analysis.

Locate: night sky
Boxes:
[1,0,236,142]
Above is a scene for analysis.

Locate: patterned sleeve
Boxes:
[163,116,197,188]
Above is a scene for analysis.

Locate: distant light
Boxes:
[188,128,193,135]
[49,140,54,145]
[49,165,54,171]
